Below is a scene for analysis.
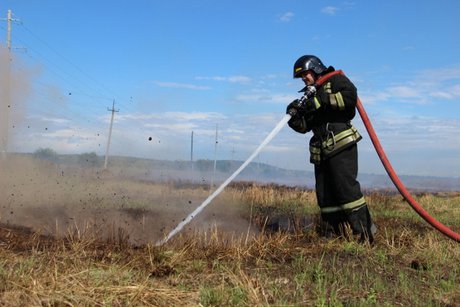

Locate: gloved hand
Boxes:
[286,99,310,133]
[288,114,309,134]
[286,95,320,117]
[286,99,302,116]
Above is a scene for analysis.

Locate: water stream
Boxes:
[155,114,292,246]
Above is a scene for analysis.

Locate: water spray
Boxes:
[155,114,292,246]
[156,73,343,246]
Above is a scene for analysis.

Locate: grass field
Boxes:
[0,156,459,306]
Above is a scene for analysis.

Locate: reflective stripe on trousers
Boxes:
[320,196,366,213]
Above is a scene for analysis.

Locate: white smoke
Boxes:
[0,45,35,153]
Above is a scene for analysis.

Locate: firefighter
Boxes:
[286,55,376,243]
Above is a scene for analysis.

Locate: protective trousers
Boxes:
[314,143,374,243]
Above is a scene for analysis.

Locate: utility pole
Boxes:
[0,10,20,157]
[6,10,12,51]
[103,100,119,169]
[211,124,218,189]
[230,146,236,170]
[4,10,22,53]
[190,131,194,172]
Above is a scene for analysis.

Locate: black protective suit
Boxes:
[287,67,375,243]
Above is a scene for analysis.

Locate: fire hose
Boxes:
[308,70,459,242]
[356,97,460,243]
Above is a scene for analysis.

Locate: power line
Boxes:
[19,21,122,100]
[0,9,162,160]
[6,11,136,115]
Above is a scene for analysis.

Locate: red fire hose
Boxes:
[316,70,459,242]
[356,97,460,242]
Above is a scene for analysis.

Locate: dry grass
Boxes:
[1,215,458,306]
[1,156,459,306]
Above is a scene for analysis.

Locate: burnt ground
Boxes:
[0,203,261,247]
[0,204,450,251]
[0,156,262,246]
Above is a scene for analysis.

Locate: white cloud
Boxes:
[235,92,297,104]
[417,66,460,82]
[110,111,230,141]
[360,66,460,105]
[235,93,271,103]
[363,114,460,151]
[224,128,245,134]
[279,12,294,22]
[261,74,279,80]
[153,81,210,90]
[430,90,456,100]
[358,92,391,105]
[115,112,225,123]
[114,113,160,121]
[387,86,420,98]
[321,6,339,15]
[145,122,197,132]
[195,75,252,83]
[228,76,252,83]
[449,84,460,96]
[18,126,104,154]
[41,128,81,139]
[31,116,70,124]
[163,112,226,121]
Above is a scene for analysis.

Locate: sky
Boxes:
[0,0,459,178]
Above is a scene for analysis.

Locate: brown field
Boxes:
[0,156,459,306]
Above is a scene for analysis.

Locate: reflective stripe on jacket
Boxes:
[309,123,362,164]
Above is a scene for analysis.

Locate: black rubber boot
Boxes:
[347,205,376,244]
[318,212,347,238]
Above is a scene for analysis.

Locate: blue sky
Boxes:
[1,0,459,178]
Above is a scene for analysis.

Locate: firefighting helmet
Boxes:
[293,55,327,78]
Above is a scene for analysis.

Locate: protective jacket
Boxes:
[288,66,362,164]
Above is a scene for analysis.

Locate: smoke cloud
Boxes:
[0,46,10,153]
[0,45,35,153]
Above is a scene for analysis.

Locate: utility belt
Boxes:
[309,122,362,164]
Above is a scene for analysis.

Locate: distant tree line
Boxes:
[33,147,100,168]
[33,147,59,162]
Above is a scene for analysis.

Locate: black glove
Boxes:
[287,99,310,133]
[286,99,302,116]
[288,114,309,134]
[286,96,320,117]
